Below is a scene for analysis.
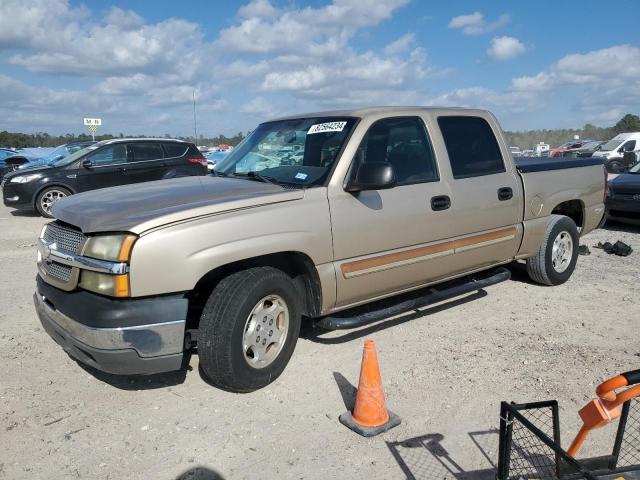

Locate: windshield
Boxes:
[216,117,357,187]
[600,136,628,152]
[52,144,101,167]
[45,144,71,160]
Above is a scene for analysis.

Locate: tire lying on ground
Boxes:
[526,214,579,286]
[198,266,302,393]
[36,186,72,218]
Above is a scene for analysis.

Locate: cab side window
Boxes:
[132,143,164,162]
[163,143,188,157]
[355,117,438,185]
[622,140,636,152]
[438,116,505,179]
[87,144,127,166]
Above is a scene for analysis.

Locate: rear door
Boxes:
[435,114,523,273]
[125,142,166,184]
[76,143,129,192]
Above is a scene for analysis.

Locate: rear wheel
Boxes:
[36,186,71,218]
[198,266,301,392]
[526,215,579,286]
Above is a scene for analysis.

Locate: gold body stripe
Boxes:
[341,227,517,278]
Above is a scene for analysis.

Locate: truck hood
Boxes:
[52,176,305,234]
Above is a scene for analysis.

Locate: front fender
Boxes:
[128,189,333,297]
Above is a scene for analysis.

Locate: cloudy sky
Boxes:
[1,0,639,137]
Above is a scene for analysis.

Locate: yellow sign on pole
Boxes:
[83,117,101,141]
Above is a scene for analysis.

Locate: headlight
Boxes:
[10,173,42,183]
[79,271,130,297]
[82,234,137,261]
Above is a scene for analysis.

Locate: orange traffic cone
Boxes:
[339,339,401,437]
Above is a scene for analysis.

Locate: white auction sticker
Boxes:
[307,121,347,134]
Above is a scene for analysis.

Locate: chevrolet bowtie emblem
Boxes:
[40,240,56,262]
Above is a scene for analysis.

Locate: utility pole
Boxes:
[193,89,197,143]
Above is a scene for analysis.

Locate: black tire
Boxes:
[607,161,622,174]
[198,266,301,392]
[35,186,71,218]
[526,214,579,286]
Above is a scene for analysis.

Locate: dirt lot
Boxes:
[1,202,638,480]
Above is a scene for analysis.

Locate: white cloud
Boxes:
[427,44,640,129]
[448,12,510,35]
[216,0,410,55]
[238,0,279,19]
[383,33,415,56]
[240,97,278,117]
[214,0,447,108]
[1,0,206,77]
[512,45,640,92]
[487,36,526,61]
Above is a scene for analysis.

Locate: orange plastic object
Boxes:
[568,373,640,457]
[338,339,401,436]
[351,339,390,427]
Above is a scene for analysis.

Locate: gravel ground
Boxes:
[0,202,638,480]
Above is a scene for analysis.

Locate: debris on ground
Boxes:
[594,241,633,256]
[578,245,591,256]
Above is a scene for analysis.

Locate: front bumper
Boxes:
[606,197,640,223]
[35,277,188,375]
[2,180,34,209]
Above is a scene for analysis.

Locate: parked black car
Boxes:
[605,160,640,224]
[1,141,96,180]
[1,138,207,217]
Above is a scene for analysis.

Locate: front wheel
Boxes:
[36,186,71,218]
[526,215,579,286]
[198,267,301,392]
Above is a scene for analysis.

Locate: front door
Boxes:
[76,143,129,192]
[328,116,456,308]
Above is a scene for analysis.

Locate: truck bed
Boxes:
[515,156,603,173]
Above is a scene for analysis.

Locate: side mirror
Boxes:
[345,162,396,193]
[618,147,625,153]
[81,159,93,169]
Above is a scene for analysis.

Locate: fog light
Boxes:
[79,271,130,297]
[6,195,19,201]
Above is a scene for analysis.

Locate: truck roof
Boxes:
[270,106,493,122]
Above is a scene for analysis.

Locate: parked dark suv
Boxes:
[1,138,206,217]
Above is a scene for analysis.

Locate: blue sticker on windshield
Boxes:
[294,172,308,181]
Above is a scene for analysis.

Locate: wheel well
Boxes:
[187,252,323,329]
[32,184,75,208]
[551,200,584,230]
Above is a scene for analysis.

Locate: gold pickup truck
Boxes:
[33,107,606,392]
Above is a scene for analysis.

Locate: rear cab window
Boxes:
[131,143,164,162]
[438,116,505,179]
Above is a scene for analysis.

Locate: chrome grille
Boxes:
[43,262,72,282]
[43,222,85,254]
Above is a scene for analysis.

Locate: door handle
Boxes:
[118,167,127,173]
[498,187,513,201]
[431,195,451,211]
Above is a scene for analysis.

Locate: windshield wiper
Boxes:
[211,170,228,177]
[232,171,280,185]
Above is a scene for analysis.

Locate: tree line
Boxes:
[1,114,639,150]
[504,114,640,150]
[0,131,248,149]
